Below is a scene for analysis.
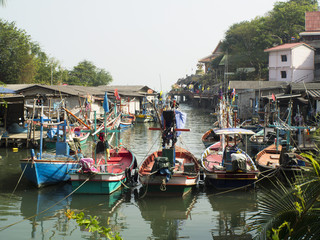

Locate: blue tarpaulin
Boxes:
[0,87,16,94]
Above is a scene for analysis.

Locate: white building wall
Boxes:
[292,69,314,83]
[268,45,314,82]
[292,46,314,69]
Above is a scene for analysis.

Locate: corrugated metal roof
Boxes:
[290,82,320,90]
[229,81,288,90]
[4,84,157,98]
[307,89,320,98]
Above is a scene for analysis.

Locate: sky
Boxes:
[0,0,280,92]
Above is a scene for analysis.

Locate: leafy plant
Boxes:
[249,150,320,239]
[65,209,122,240]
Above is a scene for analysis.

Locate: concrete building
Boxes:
[300,11,320,81]
[264,43,315,83]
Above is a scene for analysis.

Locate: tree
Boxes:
[0,19,38,84]
[67,60,112,86]
[266,1,316,43]
[221,17,273,80]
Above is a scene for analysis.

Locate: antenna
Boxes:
[159,74,162,91]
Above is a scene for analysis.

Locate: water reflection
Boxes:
[207,190,257,239]
[137,193,197,239]
[70,188,127,234]
[17,183,72,238]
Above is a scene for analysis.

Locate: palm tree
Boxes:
[0,0,6,7]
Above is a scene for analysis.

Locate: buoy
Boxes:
[13,148,18,152]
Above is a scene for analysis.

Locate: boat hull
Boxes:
[139,146,200,197]
[139,174,197,196]
[20,158,79,188]
[70,173,125,194]
[204,172,258,190]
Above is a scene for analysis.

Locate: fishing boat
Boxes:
[202,128,220,148]
[20,109,80,188]
[70,145,137,194]
[201,128,259,190]
[120,113,135,128]
[139,108,200,196]
[135,97,156,123]
[248,127,277,155]
[45,126,90,150]
[70,92,138,194]
[135,112,155,123]
[255,143,308,182]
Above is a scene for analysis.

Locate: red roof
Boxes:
[264,42,314,52]
[306,11,320,31]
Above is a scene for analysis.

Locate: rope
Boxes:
[119,177,130,189]
[137,131,162,169]
[10,158,31,198]
[0,175,92,232]
[160,178,166,191]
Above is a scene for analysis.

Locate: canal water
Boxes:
[0,104,261,240]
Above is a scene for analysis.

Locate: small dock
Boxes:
[0,131,41,148]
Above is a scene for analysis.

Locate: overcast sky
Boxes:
[0,0,280,91]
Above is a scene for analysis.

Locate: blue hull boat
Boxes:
[20,154,79,188]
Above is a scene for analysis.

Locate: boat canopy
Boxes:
[214,128,255,135]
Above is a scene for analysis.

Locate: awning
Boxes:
[214,128,255,135]
[307,89,320,98]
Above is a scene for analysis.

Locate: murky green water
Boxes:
[0,104,261,239]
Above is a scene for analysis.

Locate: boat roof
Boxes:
[214,128,255,135]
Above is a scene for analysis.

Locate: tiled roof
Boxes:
[199,41,223,63]
[305,11,320,31]
[264,43,314,52]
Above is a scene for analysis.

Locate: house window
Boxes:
[281,55,287,62]
[281,71,287,79]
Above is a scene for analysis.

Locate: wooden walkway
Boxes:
[1,131,41,148]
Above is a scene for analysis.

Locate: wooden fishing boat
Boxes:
[20,115,80,188]
[201,128,259,190]
[255,143,308,181]
[202,128,220,148]
[45,126,90,150]
[135,113,155,123]
[120,113,135,128]
[70,92,138,194]
[139,109,200,197]
[248,127,276,154]
[70,146,137,194]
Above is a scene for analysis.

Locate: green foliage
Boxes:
[0,19,37,84]
[67,60,113,86]
[0,19,113,86]
[65,209,122,240]
[266,1,316,43]
[197,0,317,85]
[250,148,320,239]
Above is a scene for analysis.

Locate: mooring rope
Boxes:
[10,158,31,198]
